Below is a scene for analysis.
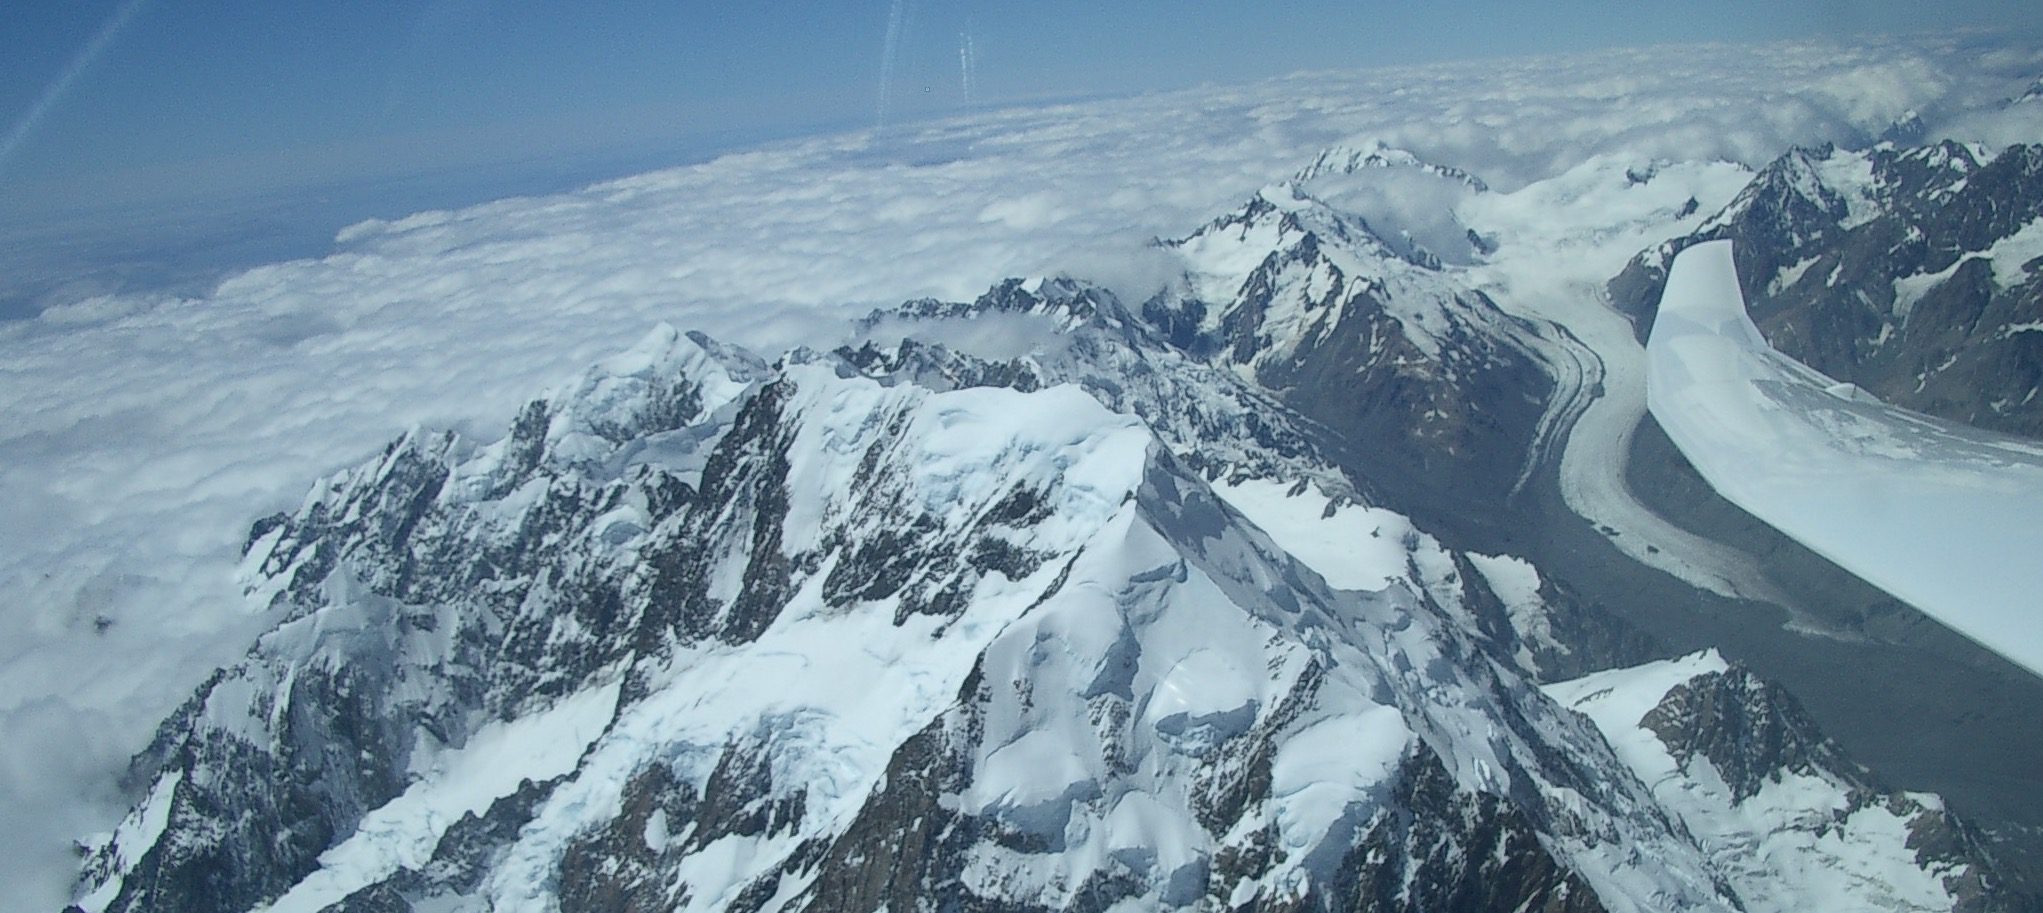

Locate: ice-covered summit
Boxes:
[1293,139,1490,192]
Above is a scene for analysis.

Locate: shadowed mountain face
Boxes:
[1610,141,2043,438]
[67,142,2042,913]
[1153,181,1556,530]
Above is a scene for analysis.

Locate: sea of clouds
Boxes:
[2,32,2039,909]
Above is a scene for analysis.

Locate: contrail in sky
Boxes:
[877,0,909,128]
[958,29,976,103]
[0,0,150,179]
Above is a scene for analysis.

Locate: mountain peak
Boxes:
[2014,75,2043,105]
[1547,651,2018,912]
[1295,139,1491,192]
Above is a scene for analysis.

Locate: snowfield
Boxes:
[1646,239,2043,678]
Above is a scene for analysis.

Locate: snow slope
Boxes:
[1548,651,1994,912]
[1646,240,2043,677]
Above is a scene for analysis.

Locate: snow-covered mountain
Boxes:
[1152,173,1556,521]
[1548,651,2011,912]
[2011,77,2043,107]
[71,262,2027,911]
[1293,141,1491,193]
[1609,141,2043,437]
[53,124,2043,911]
[848,277,1637,683]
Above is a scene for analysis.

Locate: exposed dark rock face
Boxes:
[1156,183,1559,528]
[635,377,804,646]
[1334,751,1606,913]
[1249,281,1552,513]
[795,714,983,913]
[1642,665,1866,802]
[1610,141,2043,437]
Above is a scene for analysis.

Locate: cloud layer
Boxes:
[2,32,2039,909]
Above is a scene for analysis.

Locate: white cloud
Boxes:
[0,32,2035,909]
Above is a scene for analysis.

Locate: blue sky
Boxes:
[2,0,2036,224]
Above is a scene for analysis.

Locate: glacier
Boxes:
[1646,239,2043,677]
